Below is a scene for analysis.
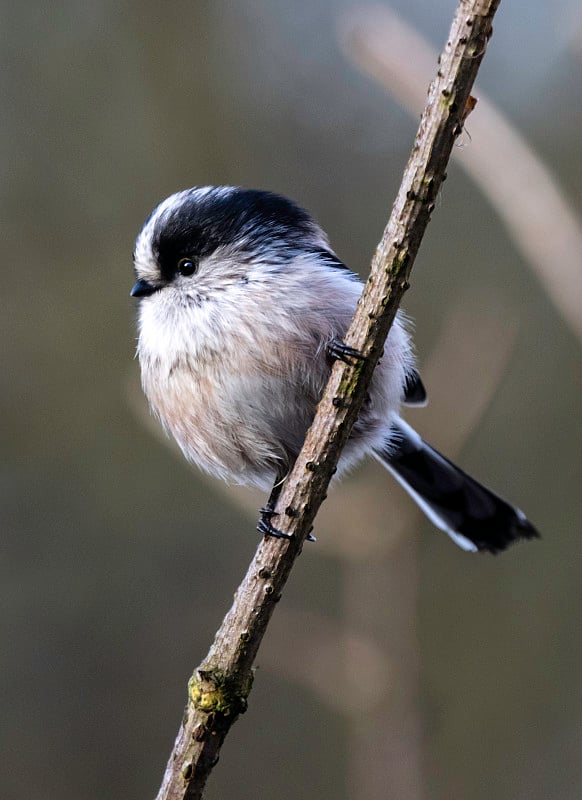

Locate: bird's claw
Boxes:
[327,338,366,365]
[257,508,316,542]
[257,515,293,540]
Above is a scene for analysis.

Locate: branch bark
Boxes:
[155,2,501,798]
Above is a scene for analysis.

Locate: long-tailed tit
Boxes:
[131,186,538,553]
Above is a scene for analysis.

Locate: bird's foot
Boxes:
[257,507,316,542]
[258,506,291,540]
[327,337,366,365]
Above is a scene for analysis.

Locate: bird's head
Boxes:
[131,186,332,303]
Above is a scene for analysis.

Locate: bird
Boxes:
[131,185,539,554]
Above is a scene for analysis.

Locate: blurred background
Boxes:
[2,1,582,798]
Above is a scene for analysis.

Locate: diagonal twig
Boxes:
[155,2,502,798]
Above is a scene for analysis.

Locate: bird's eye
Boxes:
[177,257,197,277]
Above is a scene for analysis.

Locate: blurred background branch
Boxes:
[339,5,582,345]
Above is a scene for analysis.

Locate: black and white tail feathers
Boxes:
[374,418,539,554]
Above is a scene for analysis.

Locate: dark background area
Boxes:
[2,2,582,799]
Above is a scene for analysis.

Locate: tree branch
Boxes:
[155,2,501,798]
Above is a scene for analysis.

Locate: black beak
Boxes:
[130,279,158,298]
